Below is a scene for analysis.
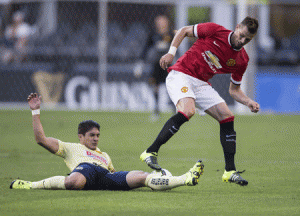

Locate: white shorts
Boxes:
[166,70,225,112]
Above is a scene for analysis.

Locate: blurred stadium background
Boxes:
[0,0,299,114]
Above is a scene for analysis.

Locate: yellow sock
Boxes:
[31,176,66,190]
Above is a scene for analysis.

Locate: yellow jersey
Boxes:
[55,140,115,172]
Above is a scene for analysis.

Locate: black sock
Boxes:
[147,112,189,153]
[220,118,236,171]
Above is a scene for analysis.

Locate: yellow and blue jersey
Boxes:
[55,140,115,172]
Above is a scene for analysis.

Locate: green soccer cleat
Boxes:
[222,170,248,186]
[185,160,204,186]
[10,179,32,189]
[140,150,161,170]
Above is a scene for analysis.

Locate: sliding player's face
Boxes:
[232,24,256,50]
[81,127,100,150]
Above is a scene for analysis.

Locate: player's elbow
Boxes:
[228,88,235,97]
[229,84,241,98]
[34,134,46,144]
[37,140,58,154]
[35,136,47,147]
[178,26,191,37]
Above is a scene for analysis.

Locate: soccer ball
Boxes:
[151,169,172,177]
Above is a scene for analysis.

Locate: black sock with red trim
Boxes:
[146,112,189,153]
[220,116,236,171]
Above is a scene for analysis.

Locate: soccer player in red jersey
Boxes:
[140,17,259,186]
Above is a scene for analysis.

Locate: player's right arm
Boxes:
[160,25,194,70]
[27,93,59,154]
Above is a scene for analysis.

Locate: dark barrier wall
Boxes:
[1,65,299,113]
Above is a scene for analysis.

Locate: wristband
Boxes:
[168,46,177,56]
[32,109,40,116]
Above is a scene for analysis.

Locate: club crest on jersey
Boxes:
[181,87,188,93]
[226,59,236,66]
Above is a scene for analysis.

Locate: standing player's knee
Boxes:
[179,107,195,119]
[186,109,195,118]
[222,108,234,120]
[177,98,196,119]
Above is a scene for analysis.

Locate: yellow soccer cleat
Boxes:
[140,150,161,170]
[10,179,32,189]
[185,160,204,186]
[222,170,248,186]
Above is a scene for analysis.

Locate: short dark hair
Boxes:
[78,120,100,135]
[241,16,259,34]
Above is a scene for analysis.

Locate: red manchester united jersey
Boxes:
[168,22,249,85]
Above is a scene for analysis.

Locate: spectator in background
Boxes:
[2,11,33,64]
[134,15,175,122]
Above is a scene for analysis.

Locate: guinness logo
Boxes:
[32,71,65,108]
[226,59,236,66]
[181,87,188,93]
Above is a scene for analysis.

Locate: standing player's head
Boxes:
[78,120,100,150]
[231,16,259,50]
[240,16,259,34]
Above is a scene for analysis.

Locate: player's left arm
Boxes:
[229,82,260,113]
[27,93,60,154]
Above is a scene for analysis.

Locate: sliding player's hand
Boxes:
[27,93,42,110]
[159,53,174,70]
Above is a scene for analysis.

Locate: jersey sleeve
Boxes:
[230,64,248,85]
[55,140,67,158]
[195,22,222,39]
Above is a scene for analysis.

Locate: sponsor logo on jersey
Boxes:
[181,87,188,93]
[202,51,222,73]
[226,58,236,66]
[204,51,222,69]
[85,151,108,166]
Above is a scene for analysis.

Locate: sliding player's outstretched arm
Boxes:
[27,93,59,154]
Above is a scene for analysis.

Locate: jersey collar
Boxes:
[95,148,102,154]
[228,32,242,51]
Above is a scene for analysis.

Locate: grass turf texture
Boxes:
[0,110,299,215]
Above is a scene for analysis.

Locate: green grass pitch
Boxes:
[0,110,299,215]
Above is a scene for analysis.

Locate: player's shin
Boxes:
[147,112,189,153]
[145,174,185,191]
[31,176,66,190]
